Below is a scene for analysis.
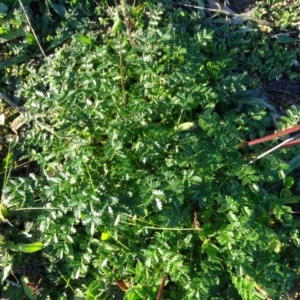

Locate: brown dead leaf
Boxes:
[194,212,201,229]
[115,279,131,291]
[10,115,27,134]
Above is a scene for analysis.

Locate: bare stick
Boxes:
[18,0,46,58]
[238,125,300,148]
[249,134,300,164]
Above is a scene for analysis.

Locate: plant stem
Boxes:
[156,274,167,300]
[238,124,300,148]
[118,32,126,106]
[121,0,134,46]
[18,0,46,58]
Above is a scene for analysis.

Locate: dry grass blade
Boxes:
[173,1,274,26]
[18,0,46,58]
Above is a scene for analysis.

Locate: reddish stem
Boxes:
[279,139,300,148]
[156,274,167,300]
[238,125,300,148]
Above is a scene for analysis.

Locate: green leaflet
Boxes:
[6,241,43,253]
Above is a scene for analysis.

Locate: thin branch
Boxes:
[14,207,60,211]
[249,134,300,164]
[18,0,46,58]
[121,0,134,46]
[118,32,126,105]
[238,124,300,148]
[144,226,202,231]
[279,138,300,148]
[156,275,167,300]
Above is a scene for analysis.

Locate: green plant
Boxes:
[1,1,300,299]
[255,0,300,30]
[0,146,46,300]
